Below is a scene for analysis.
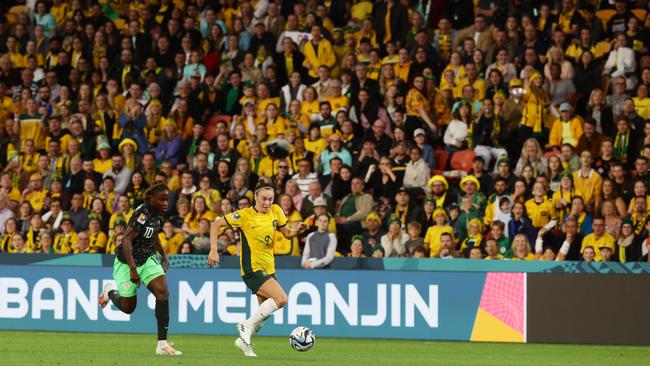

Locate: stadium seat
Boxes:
[596,9,616,25]
[113,18,128,31]
[432,150,449,175]
[450,150,475,173]
[632,9,647,21]
[6,5,28,25]
[594,41,612,57]
[204,52,221,74]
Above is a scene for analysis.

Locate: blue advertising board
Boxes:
[0,265,524,341]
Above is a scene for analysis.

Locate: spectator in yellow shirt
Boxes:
[22,173,48,214]
[88,215,108,253]
[424,208,454,257]
[20,139,40,175]
[182,196,215,236]
[159,219,184,254]
[394,48,412,83]
[301,86,321,118]
[53,217,76,254]
[0,218,18,253]
[25,214,45,253]
[573,150,602,209]
[350,0,373,24]
[458,63,486,101]
[633,84,650,120]
[93,142,113,174]
[193,176,222,214]
[324,80,350,115]
[459,218,484,258]
[109,196,134,232]
[598,243,615,262]
[302,25,336,82]
[274,193,303,256]
[580,217,615,261]
[262,103,289,139]
[551,171,576,223]
[548,103,583,148]
[304,124,328,156]
[525,182,554,229]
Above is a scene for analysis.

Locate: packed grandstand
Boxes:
[0,0,649,263]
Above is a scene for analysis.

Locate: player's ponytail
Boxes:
[254,178,275,195]
[144,183,169,203]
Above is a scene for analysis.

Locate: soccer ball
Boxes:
[289,326,315,352]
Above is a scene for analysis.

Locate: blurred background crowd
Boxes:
[1,0,650,265]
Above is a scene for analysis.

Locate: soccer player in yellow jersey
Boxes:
[209,180,307,357]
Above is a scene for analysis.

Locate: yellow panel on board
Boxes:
[470,309,525,343]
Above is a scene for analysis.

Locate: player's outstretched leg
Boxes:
[101,259,140,312]
[237,279,287,346]
[148,275,182,356]
[234,296,268,356]
[251,294,269,335]
[99,283,137,313]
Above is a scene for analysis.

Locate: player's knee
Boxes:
[275,293,288,308]
[155,287,169,300]
[123,304,136,314]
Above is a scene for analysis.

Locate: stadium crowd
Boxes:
[0,0,650,264]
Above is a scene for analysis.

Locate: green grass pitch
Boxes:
[2,331,647,366]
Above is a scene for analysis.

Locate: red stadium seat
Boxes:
[204,52,221,74]
[450,150,475,172]
[431,149,449,175]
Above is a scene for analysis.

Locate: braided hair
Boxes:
[143,183,169,204]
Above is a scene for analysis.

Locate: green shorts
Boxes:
[113,256,165,297]
[242,270,276,294]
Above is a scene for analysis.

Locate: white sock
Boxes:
[157,340,168,347]
[245,298,278,328]
[253,319,266,335]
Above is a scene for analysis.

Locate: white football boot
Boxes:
[235,337,257,357]
[98,283,113,308]
[156,341,182,356]
[236,322,254,345]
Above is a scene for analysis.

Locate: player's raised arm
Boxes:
[121,227,140,285]
[208,217,226,266]
[279,222,308,239]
